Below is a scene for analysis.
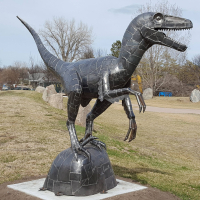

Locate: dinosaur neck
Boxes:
[119,26,151,76]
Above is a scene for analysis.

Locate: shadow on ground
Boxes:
[113,165,171,185]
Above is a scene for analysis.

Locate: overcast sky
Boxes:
[0,0,199,67]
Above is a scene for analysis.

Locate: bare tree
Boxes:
[39,17,93,62]
[13,61,29,84]
[178,60,200,86]
[192,55,200,84]
[0,66,20,86]
[40,61,59,83]
[0,62,29,87]
[0,67,3,87]
[135,0,191,95]
[28,56,43,80]
[81,47,95,59]
[28,56,44,88]
[80,47,108,60]
[94,48,108,58]
[192,54,200,67]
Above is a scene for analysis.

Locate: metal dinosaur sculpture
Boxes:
[17,12,192,161]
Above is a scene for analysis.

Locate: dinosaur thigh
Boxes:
[62,69,82,122]
[98,72,128,103]
[62,69,82,95]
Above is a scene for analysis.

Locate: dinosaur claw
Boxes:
[132,91,146,113]
[97,144,102,150]
[139,106,142,113]
[100,141,107,150]
[129,128,136,142]
[55,192,64,196]
[78,146,91,161]
[143,105,146,113]
[81,136,97,146]
[124,128,131,141]
[125,119,137,142]
[39,187,47,191]
[139,94,146,113]
[72,144,91,162]
[90,140,106,150]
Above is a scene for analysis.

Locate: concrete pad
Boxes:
[7,178,147,200]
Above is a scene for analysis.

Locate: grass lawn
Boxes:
[0,91,200,200]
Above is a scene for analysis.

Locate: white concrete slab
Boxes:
[7,178,147,200]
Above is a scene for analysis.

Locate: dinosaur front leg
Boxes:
[122,96,137,142]
[101,72,146,112]
[104,88,146,112]
[80,99,112,149]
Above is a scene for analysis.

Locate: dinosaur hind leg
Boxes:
[80,99,112,149]
[122,96,137,142]
[67,90,94,161]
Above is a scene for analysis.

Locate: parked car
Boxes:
[14,87,22,90]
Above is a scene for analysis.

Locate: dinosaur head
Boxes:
[135,12,193,52]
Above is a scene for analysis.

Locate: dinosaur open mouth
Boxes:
[153,27,192,52]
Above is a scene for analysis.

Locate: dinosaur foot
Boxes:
[55,192,64,196]
[90,139,106,150]
[73,136,97,162]
[80,135,106,150]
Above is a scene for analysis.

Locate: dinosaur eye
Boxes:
[153,13,164,23]
[156,16,161,21]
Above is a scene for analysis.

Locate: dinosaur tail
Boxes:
[17,16,69,78]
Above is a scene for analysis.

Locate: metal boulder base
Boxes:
[42,144,117,196]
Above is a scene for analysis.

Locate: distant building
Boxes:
[28,72,62,92]
[2,84,9,90]
[28,73,46,88]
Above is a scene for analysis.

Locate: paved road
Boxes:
[132,104,200,114]
[114,102,200,115]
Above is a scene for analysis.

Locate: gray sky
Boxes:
[0,0,199,67]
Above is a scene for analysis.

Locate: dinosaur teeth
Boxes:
[156,27,191,32]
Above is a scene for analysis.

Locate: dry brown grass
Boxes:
[96,103,200,163]
[0,91,70,183]
[0,91,200,199]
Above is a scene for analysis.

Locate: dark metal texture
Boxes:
[17,12,192,195]
[42,144,117,196]
[17,11,193,160]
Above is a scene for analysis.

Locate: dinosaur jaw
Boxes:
[140,13,193,52]
[154,27,192,52]
[153,15,193,52]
